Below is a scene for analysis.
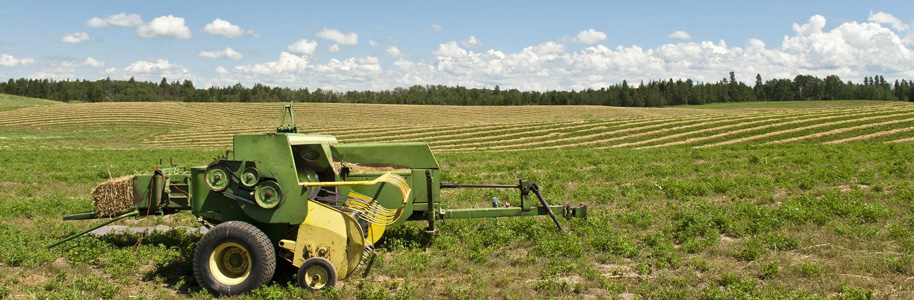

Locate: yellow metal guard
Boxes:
[299,172,412,226]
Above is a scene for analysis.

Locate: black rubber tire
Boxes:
[297,257,337,290]
[193,221,276,295]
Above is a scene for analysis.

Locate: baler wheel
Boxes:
[297,257,337,290]
[193,221,276,295]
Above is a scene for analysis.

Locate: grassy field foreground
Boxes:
[1,143,913,299]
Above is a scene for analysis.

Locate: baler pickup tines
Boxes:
[300,172,412,226]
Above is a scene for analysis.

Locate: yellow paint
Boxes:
[209,242,252,286]
[303,264,330,289]
[300,172,411,229]
[284,200,364,280]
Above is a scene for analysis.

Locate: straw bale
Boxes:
[92,176,136,217]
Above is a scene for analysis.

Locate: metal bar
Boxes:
[361,251,377,278]
[346,170,412,177]
[440,205,567,219]
[424,170,436,233]
[48,210,140,248]
[62,211,99,221]
[531,184,563,231]
[440,183,519,189]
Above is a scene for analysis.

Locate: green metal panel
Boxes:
[333,142,439,169]
[230,133,337,225]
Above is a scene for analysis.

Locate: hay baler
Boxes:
[52,105,587,295]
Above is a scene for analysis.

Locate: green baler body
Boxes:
[144,133,441,243]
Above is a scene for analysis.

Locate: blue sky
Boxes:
[1,0,913,90]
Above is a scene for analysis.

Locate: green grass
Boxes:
[0,93,62,111]
[2,143,913,298]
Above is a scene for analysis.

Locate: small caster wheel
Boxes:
[297,257,337,290]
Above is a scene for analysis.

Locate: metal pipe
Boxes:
[48,210,141,248]
[440,183,519,189]
[425,170,436,233]
[530,184,563,231]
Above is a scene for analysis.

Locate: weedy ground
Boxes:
[0,97,913,299]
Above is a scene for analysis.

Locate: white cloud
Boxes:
[199,47,243,60]
[174,13,914,92]
[369,40,379,47]
[575,29,607,44]
[287,39,318,55]
[431,24,443,32]
[203,18,254,38]
[461,36,482,48]
[433,41,467,58]
[386,46,403,57]
[869,11,909,32]
[235,52,310,75]
[328,44,340,53]
[215,66,228,74]
[83,57,105,67]
[137,15,192,39]
[316,28,358,45]
[793,15,826,36]
[28,58,106,80]
[106,58,194,81]
[62,32,91,43]
[668,30,692,40]
[0,54,34,66]
[85,13,142,27]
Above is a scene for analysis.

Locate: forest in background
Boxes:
[1,72,912,107]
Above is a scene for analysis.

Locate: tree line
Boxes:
[2,72,912,106]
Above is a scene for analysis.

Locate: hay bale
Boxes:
[92,176,137,217]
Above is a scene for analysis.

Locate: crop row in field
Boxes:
[131,104,914,150]
[1,100,913,150]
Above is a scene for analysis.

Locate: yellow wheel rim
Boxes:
[209,242,252,286]
[304,265,330,289]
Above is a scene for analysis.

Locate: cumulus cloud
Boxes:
[199,47,243,60]
[287,39,318,55]
[575,29,607,44]
[85,13,142,27]
[83,57,105,67]
[62,32,90,43]
[433,41,467,58]
[184,13,914,91]
[138,15,192,39]
[234,52,310,75]
[316,28,358,45]
[668,30,692,40]
[431,24,443,32]
[28,58,106,80]
[461,36,482,48]
[328,44,340,53]
[104,58,194,81]
[793,15,826,36]
[203,18,255,38]
[0,54,34,66]
[386,46,403,57]
[369,40,379,47]
[869,11,909,32]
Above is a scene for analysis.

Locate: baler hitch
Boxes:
[438,179,587,230]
